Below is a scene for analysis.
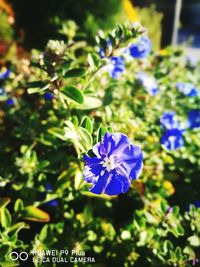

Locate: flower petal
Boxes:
[104,171,130,195]
[89,171,109,194]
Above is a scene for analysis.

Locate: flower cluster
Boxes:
[84,132,143,195]
[138,72,158,95]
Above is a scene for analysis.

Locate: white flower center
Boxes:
[101,156,115,172]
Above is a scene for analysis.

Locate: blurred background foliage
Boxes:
[0,0,162,50]
[0,0,200,267]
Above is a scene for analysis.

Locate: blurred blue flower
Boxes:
[0,69,11,80]
[160,111,180,130]
[6,98,15,106]
[129,37,151,59]
[44,92,54,101]
[106,56,125,79]
[161,129,184,150]
[176,82,199,97]
[138,72,158,95]
[84,132,143,195]
[188,110,200,129]
[45,183,59,207]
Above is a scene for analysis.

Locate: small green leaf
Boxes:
[22,206,50,222]
[8,222,28,236]
[27,81,47,88]
[0,207,11,228]
[79,127,93,150]
[0,262,19,267]
[61,86,84,104]
[0,197,11,208]
[97,126,107,142]
[74,170,84,190]
[71,116,79,127]
[98,37,108,52]
[81,116,93,134]
[83,205,93,223]
[81,96,102,110]
[14,199,24,212]
[64,68,86,78]
[27,88,41,94]
[188,235,200,247]
[48,128,65,140]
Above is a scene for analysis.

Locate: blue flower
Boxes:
[0,69,11,80]
[188,110,200,129]
[161,129,184,150]
[176,82,199,97]
[6,98,15,106]
[129,37,152,59]
[44,92,54,101]
[106,56,125,79]
[160,111,180,130]
[84,132,143,195]
[138,72,158,95]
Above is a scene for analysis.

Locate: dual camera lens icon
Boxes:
[10,251,29,261]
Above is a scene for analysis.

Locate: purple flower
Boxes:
[188,110,200,129]
[44,92,54,101]
[161,129,184,150]
[138,72,158,95]
[176,82,199,97]
[6,98,15,106]
[160,111,180,130]
[129,37,151,59]
[84,132,143,195]
[0,69,11,80]
[106,56,125,79]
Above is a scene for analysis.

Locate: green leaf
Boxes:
[0,197,11,208]
[188,235,200,247]
[81,96,102,110]
[71,116,79,127]
[87,53,100,70]
[74,170,84,190]
[27,88,42,94]
[81,116,93,134]
[21,206,50,222]
[48,128,65,140]
[14,199,24,212]
[0,262,19,267]
[64,68,86,78]
[61,86,84,104]
[27,81,47,88]
[98,37,108,53]
[0,207,11,228]
[83,205,93,224]
[97,126,107,142]
[79,127,93,150]
[8,222,28,236]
